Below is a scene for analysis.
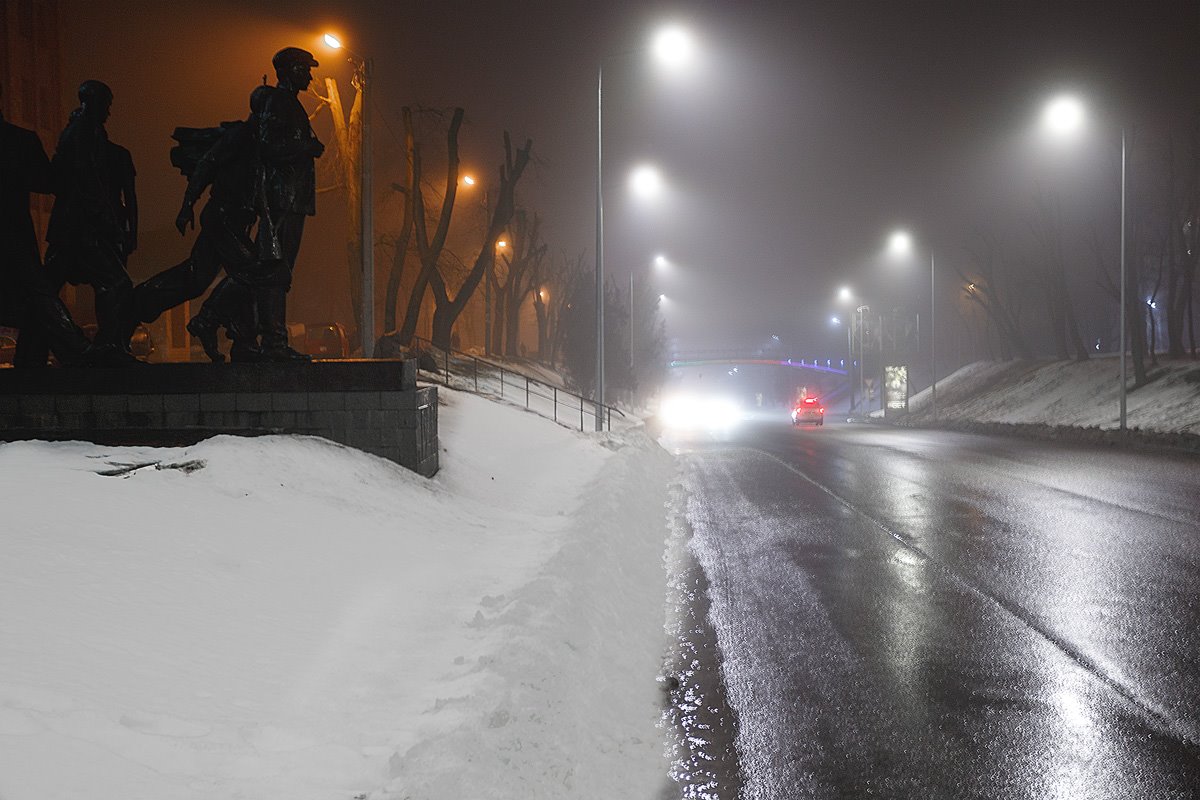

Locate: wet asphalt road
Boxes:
[668,414,1200,799]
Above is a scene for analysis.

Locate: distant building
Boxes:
[0,0,63,244]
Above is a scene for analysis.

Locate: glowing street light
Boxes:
[595,22,696,429]
[461,174,476,186]
[887,229,913,258]
[1042,94,1085,137]
[323,31,374,357]
[829,306,855,412]
[629,164,664,199]
[654,253,668,268]
[887,228,936,418]
[1041,92,1128,430]
[652,25,694,68]
[838,286,853,304]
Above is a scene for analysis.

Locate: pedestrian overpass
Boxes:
[668,356,848,375]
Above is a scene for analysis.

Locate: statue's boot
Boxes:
[186,278,230,363]
[257,287,310,362]
[82,343,142,367]
[225,281,265,364]
[133,256,206,325]
[17,295,92,368]
[94,282,136,355]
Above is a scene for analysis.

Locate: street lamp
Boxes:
[888,228,936,420]
[324,32,374,358]
[830,313,853,413]
[857,304,870,413]
[1041,93,1127,430]
[595,23,694,430]
[629,252,670,375]
[460,174,489,354]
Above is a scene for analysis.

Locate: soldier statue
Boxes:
[250,46,326,361]
[130,86,274,363]
[0,83,129,367]
[41,80,138,356]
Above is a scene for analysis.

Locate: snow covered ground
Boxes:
[900,356,1200,441]
[0,388,677,800]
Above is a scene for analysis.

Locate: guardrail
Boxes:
[411,337,623,432]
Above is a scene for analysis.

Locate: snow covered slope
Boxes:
[904,356,1200,436]
[0,389,675,800]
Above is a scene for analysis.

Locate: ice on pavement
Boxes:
[0,388,675,799]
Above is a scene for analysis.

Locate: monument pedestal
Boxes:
[0,359,438,477]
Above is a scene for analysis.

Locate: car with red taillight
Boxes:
[791,396,824,426]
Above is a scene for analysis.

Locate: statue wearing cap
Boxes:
[250,46,325,361]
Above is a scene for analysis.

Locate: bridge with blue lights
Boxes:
[668,356,849,375]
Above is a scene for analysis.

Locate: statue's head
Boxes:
[249,85,273,116]
[272,47,318,92]
[77,80,113,122]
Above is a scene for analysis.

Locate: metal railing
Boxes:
[411,337,623,432]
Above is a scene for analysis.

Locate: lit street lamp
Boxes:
[830,313,853,412]
[888,229,936,419]
[459,174,492,354]
[324,33,374,358]
[630,253,670,373]
[595,24,694,430]
[1041,93,1127,430]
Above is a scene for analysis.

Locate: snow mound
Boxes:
[0,389,676,800]
[902,357,1200,448]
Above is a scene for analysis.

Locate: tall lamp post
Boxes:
[1041,94,1126,430]
[857,304,870,413]
[324,33,374,358]
[594,25,693,430]
[830,315,853,412]
[888,230,936,419]
[835,286,856,413]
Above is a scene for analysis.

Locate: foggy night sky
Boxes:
[56,0,1200,357]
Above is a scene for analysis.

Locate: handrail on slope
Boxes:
[410,337,624,432]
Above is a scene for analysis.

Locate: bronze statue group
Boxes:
[0,46,324,368]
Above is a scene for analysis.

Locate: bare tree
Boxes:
[1147,124,1200,359]
[383,108,416,334]
[962,233,1034,359]
[395,107,465,348]
[495,211,547,357]
[1027,193,1089,361]
[1091,222,1149,385]
[545,251,586,366]
[426,132,532,350]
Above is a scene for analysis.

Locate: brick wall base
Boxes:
[0,359,439,477]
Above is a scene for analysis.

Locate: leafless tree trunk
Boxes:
[396,107,465,347]
[547,250,583,367]
[1091,223,1148,385]
[963,234,1034,359]
[383,108,416,333]
[499,211,547,356]
[1028,193,1089,361]
[428,133,533,350]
